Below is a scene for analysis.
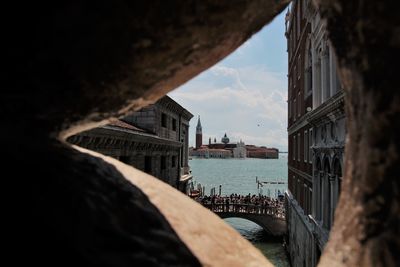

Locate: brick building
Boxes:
[68,96,193,193]
[285,1,345,266]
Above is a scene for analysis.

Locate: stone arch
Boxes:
[323,155,331,174]
[332,156,342,177]
[4,1,400,266]
[332,156,343,218]
[219,214,286,237]
[316,156,322,171]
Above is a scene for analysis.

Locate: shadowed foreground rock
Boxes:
[2,0,399,266]
[315,1,400,266]
[3,1,288,266]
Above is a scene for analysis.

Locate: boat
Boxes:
[188,189,200,198]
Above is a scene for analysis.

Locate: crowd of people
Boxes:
[195,193,285,218]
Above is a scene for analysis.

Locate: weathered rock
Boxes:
[3,0,399,266]
[3,1,289,266]
[315,1,400,266]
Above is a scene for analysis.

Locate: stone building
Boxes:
[285,1,345,266]
[246,145,279,159]
[233,140,247,158]
[191,147,232,158]
[190,119,277,159]
[68,96,193,193]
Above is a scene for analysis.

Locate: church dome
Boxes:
[221,133,230,144]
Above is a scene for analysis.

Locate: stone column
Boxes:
[329,174,335,229]
[329,46,338,96]
[312,159,318,218]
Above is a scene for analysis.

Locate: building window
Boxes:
[161,113,167,128]
[144,156,152,174]
[304,130,308,162]
[293,135,296,160]
[297,133,301,161]
[172,118,177,131]
[171,156,176,168]
[161,156,166,170]
[309,128,313,163]
[294,98,297,120]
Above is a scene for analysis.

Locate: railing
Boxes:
[202,203,285,219]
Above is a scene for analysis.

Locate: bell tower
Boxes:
[196,116,202,149]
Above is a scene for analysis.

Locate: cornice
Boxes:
[288,166,313,183]
[307,91,345,127]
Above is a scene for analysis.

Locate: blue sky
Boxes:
[169,10,288,151]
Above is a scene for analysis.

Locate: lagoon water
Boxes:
[189,154,290,267]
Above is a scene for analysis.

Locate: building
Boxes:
[233,140,247,158]
[285,1,345,266]
[68,96,193,193]
[246,145,279,159]
[190,117,279,159]
[196,116,202,149]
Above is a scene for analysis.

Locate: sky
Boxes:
[169,10,288,151]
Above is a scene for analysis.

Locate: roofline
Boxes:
[158,95,194,120]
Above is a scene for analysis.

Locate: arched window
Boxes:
[333,158,342,212]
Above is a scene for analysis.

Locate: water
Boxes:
[189,155,290,267]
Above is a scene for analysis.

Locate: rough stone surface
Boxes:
[3,0,399,266]
[4,0,289,135]
[80,147,274,267]
[22,142,200,266]
[315,1,400,266]
[3,1,289,266]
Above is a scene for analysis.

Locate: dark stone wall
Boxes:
[3,1,290,266]
[4,0,289,133]
[3,0,398,266]
[315,1,400,266]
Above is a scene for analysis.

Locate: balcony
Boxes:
[180,166,193,182]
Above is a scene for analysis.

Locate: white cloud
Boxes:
[169,11,289,150]
[170,64,288,150]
